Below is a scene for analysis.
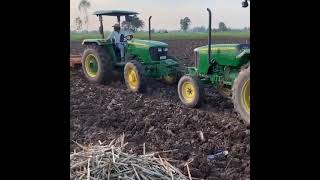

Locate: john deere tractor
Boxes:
[81,10,181,92]
[177,8,250,123]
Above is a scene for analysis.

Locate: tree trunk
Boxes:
[85,9,89,33]
[87,21,89,33]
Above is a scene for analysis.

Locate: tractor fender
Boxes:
[236,49,250,59]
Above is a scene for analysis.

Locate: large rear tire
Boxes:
[81,44,113,84]
[232,66,250,124]
[177,75,204,108]
[124,60,146,93]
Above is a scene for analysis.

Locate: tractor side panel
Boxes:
[197,53,210,74]
[212,48,238,66]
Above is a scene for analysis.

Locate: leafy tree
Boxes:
[121,15,144,32]
[218,22,228,31]
[78,0,91,33]
[75,17,82,31]
[180,17,191,31]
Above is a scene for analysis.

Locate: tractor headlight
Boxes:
[158,48,162,52]
[164,48,168,51]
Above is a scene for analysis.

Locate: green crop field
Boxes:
[70,31,250,41]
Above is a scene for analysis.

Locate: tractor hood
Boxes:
[195,44,242,53]
[128,39,168,48]
[194,44,250,67]
[195,44,250,57]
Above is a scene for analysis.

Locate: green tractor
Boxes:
[177,8,250,123]
[81,10,181,92]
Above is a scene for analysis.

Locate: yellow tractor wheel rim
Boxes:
[241,79,250,114]
[182,82,196,102]
[127,68,138,90]
[164,74,175,84]
[84,54,98,77]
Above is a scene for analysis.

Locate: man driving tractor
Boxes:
[107,23,128,61]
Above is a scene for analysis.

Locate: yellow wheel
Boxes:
[124,60,146,92]
[81,44,113,84]
[241,79,250,114]
[178,75,204,107]
[163,74,177,85]
[127,67,138,90]
[232,66,250,124]
[84,54,98,77]
[181,82,196,102]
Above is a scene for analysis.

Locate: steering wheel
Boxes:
[122,35,133,42]
[126,35,133,40]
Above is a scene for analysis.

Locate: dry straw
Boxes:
[70,134,191,180]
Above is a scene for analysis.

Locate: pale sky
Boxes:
[70,0,250,31]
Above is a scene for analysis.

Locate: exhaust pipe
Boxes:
[207,8,212,62]
[149,16,152,40]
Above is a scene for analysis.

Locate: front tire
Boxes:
[232,66,250,124]
[177,75,204,108]
[81,44,113,84]
[124,60,146,93]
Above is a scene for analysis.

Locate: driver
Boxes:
[108,23,127,61]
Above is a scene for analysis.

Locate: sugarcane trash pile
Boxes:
[70,135,190,180]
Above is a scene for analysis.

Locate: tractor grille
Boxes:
[194,51,199,67]
[149,47,168,61]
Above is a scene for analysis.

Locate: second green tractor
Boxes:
[177,8,250,124]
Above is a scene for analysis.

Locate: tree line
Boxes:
[180,17,249,32]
